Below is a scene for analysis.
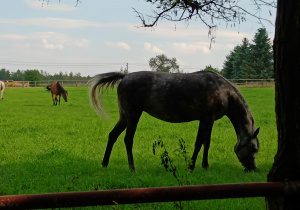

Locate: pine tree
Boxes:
[221,38,250,79]
[244,28,274,79]
[221,52,235,79]
[222,28,273,79]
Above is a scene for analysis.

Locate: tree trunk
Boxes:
[266,0,300,209]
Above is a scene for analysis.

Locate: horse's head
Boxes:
[234,128,260,171]
[62,91,68,102]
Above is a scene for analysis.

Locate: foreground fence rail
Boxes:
[0,182,299,209]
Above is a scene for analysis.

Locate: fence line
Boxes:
[0,80,89,88]
[229,79,275,87]
[1,79,274,88]
[0,182,299,209]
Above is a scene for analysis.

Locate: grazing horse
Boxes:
[89,71,260,171]
[49,82,68,106]
[0,81,5,99]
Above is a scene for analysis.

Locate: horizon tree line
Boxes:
[0,68,90,81]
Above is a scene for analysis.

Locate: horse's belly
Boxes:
[144,107,200,123]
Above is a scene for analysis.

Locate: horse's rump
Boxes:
[0,81,5,99]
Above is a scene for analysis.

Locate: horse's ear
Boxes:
[253,128,260,138]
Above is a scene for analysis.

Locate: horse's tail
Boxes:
[89,72,125,119]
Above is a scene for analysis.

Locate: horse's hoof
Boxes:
[188,164,195,171]
[202,163,209,169]
[244,168,258,172]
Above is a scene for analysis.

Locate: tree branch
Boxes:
[134,0,276,28]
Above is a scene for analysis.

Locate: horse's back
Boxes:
[117,71,235,122]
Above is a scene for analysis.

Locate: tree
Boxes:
[221,38,251,79]
[0,68,11,80]
[201,65,220,74]
[221,29,273,79]
[244,28,274,79]
[11,70,24,81]
[135,0,275,45]
[23,70,43,81]
[266,1,300,208]
[232,38,251,79]
[149,54,180,73]
[120,63,129,74]
[221,51,235,79]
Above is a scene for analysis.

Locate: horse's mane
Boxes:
[56,82,67,94]
[221,74,254,124]
[204,71,254,123]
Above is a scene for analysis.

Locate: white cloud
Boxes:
[106,41,131,51]
[172,42,211,54]
[38,32,91,49]
[25,0,77,12]
[42,39,64,50]
[0,18,102,29]
[0,34,26,40]
[144,42,164,54]
[0,32,91,51]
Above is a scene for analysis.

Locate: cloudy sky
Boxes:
[0,0,276,76]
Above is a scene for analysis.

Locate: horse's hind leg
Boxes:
[52,94,55,105]
[102,118,127,168]
[190,119,214,170]
[123,117,140,171]
[58,95,61,105]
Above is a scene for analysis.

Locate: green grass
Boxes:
[0,87,277,209]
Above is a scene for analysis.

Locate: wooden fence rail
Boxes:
[0,182,299,209]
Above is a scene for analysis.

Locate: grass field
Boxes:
[0,86,277,209]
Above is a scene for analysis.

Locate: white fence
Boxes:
[1,80,89,88]
[229,79,275,87]
[1,79,274,88]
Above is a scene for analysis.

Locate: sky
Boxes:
[0,0,276,77]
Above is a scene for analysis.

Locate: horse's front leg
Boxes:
[58,95,61,105]
[55,95,58,106]
[190,120,214,170]
[102,118,127,168]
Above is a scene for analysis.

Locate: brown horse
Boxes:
[48,82,68,106]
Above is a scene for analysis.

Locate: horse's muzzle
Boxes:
[242,159,257,172]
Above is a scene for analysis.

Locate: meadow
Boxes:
[0,86,277,209]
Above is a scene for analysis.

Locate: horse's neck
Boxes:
[56,83,64,93]
[227,97,254,142]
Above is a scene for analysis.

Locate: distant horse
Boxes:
[48,82,68,106]
[89,71,260,171]
[0,81,5,99]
